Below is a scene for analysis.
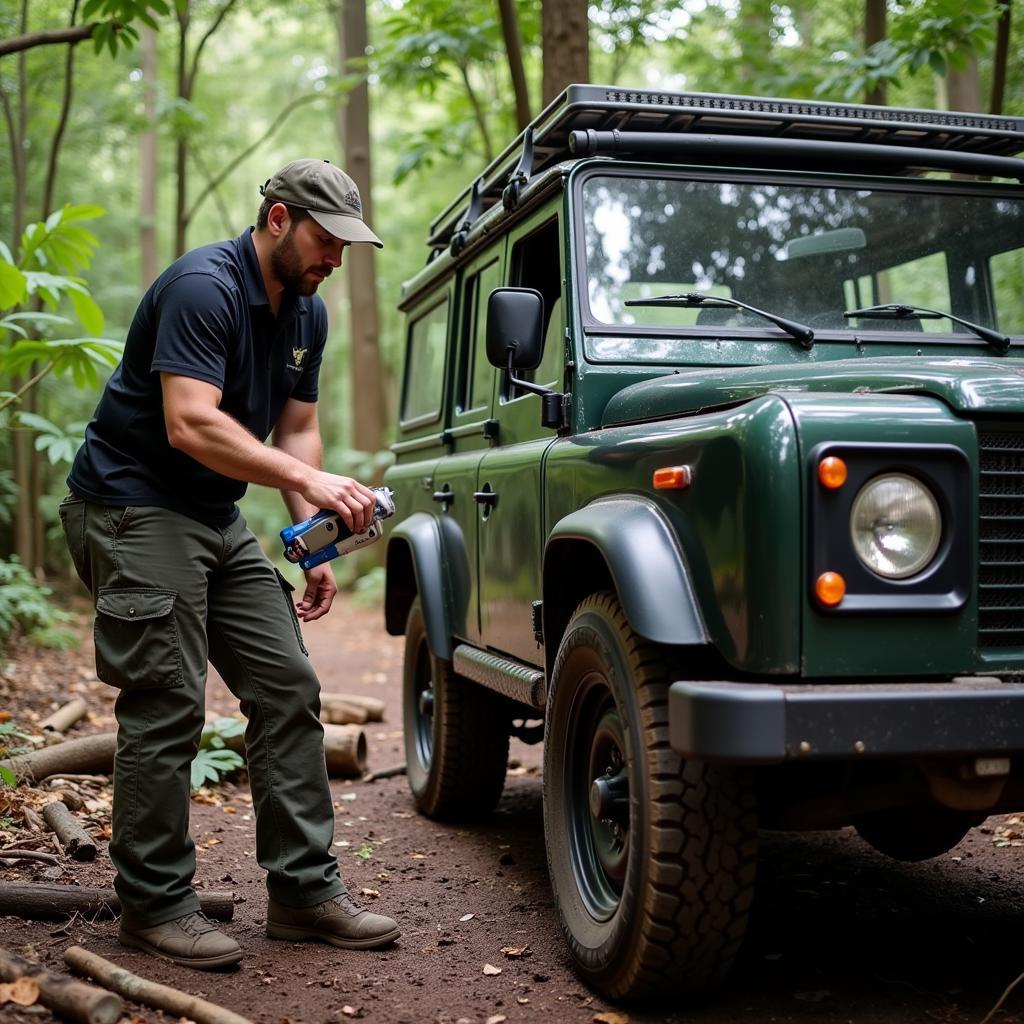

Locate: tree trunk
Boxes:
[946,52,982,112]
[174,4,191,257]
[990,0,1011,115]
[498,0,531,130]
[541,0,589,107]
[864,0,886,106]
[140,25,159,285]
[11,0,33,570]
[336,0,386,457]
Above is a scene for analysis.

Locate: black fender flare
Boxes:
[544,496,707,648]
[385,512,455,660]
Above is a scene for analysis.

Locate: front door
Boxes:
[478,213,565,664]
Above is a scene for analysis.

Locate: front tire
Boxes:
[544,592,758,999]
[402,599,510,820]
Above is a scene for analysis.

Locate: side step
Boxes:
[452,644,546,710]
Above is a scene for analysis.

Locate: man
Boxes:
[59,159,399,970]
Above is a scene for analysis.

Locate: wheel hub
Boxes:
[418,689,434,717]
[589,771,629,823]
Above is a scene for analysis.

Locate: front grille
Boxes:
[978,430,1024,648]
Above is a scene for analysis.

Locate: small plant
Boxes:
[355,842,374,861]
[0,558,78,657]
[191,716,246,792]
[0,720,32,787]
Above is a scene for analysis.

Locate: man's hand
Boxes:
[297,563,337,621]
[300,470,376,532]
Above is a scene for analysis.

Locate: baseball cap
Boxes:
[260,159,383,248]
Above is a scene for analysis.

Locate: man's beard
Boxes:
[271,226,331,297]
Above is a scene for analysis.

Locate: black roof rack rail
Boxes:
[426,83,1024,250]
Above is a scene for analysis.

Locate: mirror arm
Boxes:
[505,349,566,430]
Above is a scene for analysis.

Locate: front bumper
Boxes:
[669,678,1024,763]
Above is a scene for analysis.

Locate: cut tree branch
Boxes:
[0,24,96,59]
[65,947,253,1024]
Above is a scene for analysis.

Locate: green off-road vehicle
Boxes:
[382,86,1024,999]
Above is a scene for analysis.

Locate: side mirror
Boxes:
[486,287,544,370]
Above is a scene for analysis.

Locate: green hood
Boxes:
[601,356,1024,427]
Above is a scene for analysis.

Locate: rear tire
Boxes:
[544,592,758,999]
[402,599,510,820]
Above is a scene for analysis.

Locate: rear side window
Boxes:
[401,298,449,423]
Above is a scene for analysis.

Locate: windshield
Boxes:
[581,174,1024,339]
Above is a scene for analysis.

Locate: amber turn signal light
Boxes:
[815,571,846,607]
[818,456,847,489]
[653,466,692,490]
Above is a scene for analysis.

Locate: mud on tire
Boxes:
[402,599,510,820]
[544,591,758,999]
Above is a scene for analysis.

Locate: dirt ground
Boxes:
[2,593,1024,1024]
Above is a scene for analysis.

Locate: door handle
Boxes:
[432,490,454,505]
[473,490,498,507]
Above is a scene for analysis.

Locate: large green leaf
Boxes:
[0,262,26,311]
[69,288,105,336]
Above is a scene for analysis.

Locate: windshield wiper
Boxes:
[844,303,1010,355]
[623,292,814,349]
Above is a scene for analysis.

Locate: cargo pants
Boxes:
[58,495,346,930]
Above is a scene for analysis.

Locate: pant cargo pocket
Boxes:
[274,569,308,657]
[94,587,183,689]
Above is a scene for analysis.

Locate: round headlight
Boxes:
[850,474,941,579]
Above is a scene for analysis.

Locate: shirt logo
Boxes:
[289,347,307,371]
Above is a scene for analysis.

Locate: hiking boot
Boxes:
[266,892,400,949]
[119,911,243,969]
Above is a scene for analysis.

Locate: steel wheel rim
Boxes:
[411,635,434,769]
[565,669,630,922]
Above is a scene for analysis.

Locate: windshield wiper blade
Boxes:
[624,291,814,349]
[844,303,1010,355]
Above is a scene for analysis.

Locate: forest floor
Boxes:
[1,594,1024,1024]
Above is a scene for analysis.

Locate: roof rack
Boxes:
[427,84,1024,251]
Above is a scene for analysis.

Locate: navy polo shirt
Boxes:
[68,228,327,526]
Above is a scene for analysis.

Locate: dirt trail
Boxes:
[2,596,1024,1024]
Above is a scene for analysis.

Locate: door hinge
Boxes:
[531,600,544,646]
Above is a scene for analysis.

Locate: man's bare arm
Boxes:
[161,373,375,530]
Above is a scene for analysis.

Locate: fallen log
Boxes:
[59,788,86,812]
[64,947,251,1024]
[1,733,115,783]
[0,883,234,921]
[42,802,97,861]
[320,692,385,722]
[323,724,366,776]
[320,698,369,725]
[38,698,88,735]
[0,946,122,1024]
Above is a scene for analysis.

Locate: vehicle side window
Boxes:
[457,260,501,414]
[992,249,1024,333]
[401,297,449,423]
[509,218,562,395]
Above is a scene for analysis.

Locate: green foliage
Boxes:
[0,558,77,655]
[355,842,374,860]
[351,565,386,609]
[0,721,32,784]
[13,414,88,466]
[82,0,171,56]
[0,205,123,413]
[817,0,1004,100]
[191,716,246,792]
